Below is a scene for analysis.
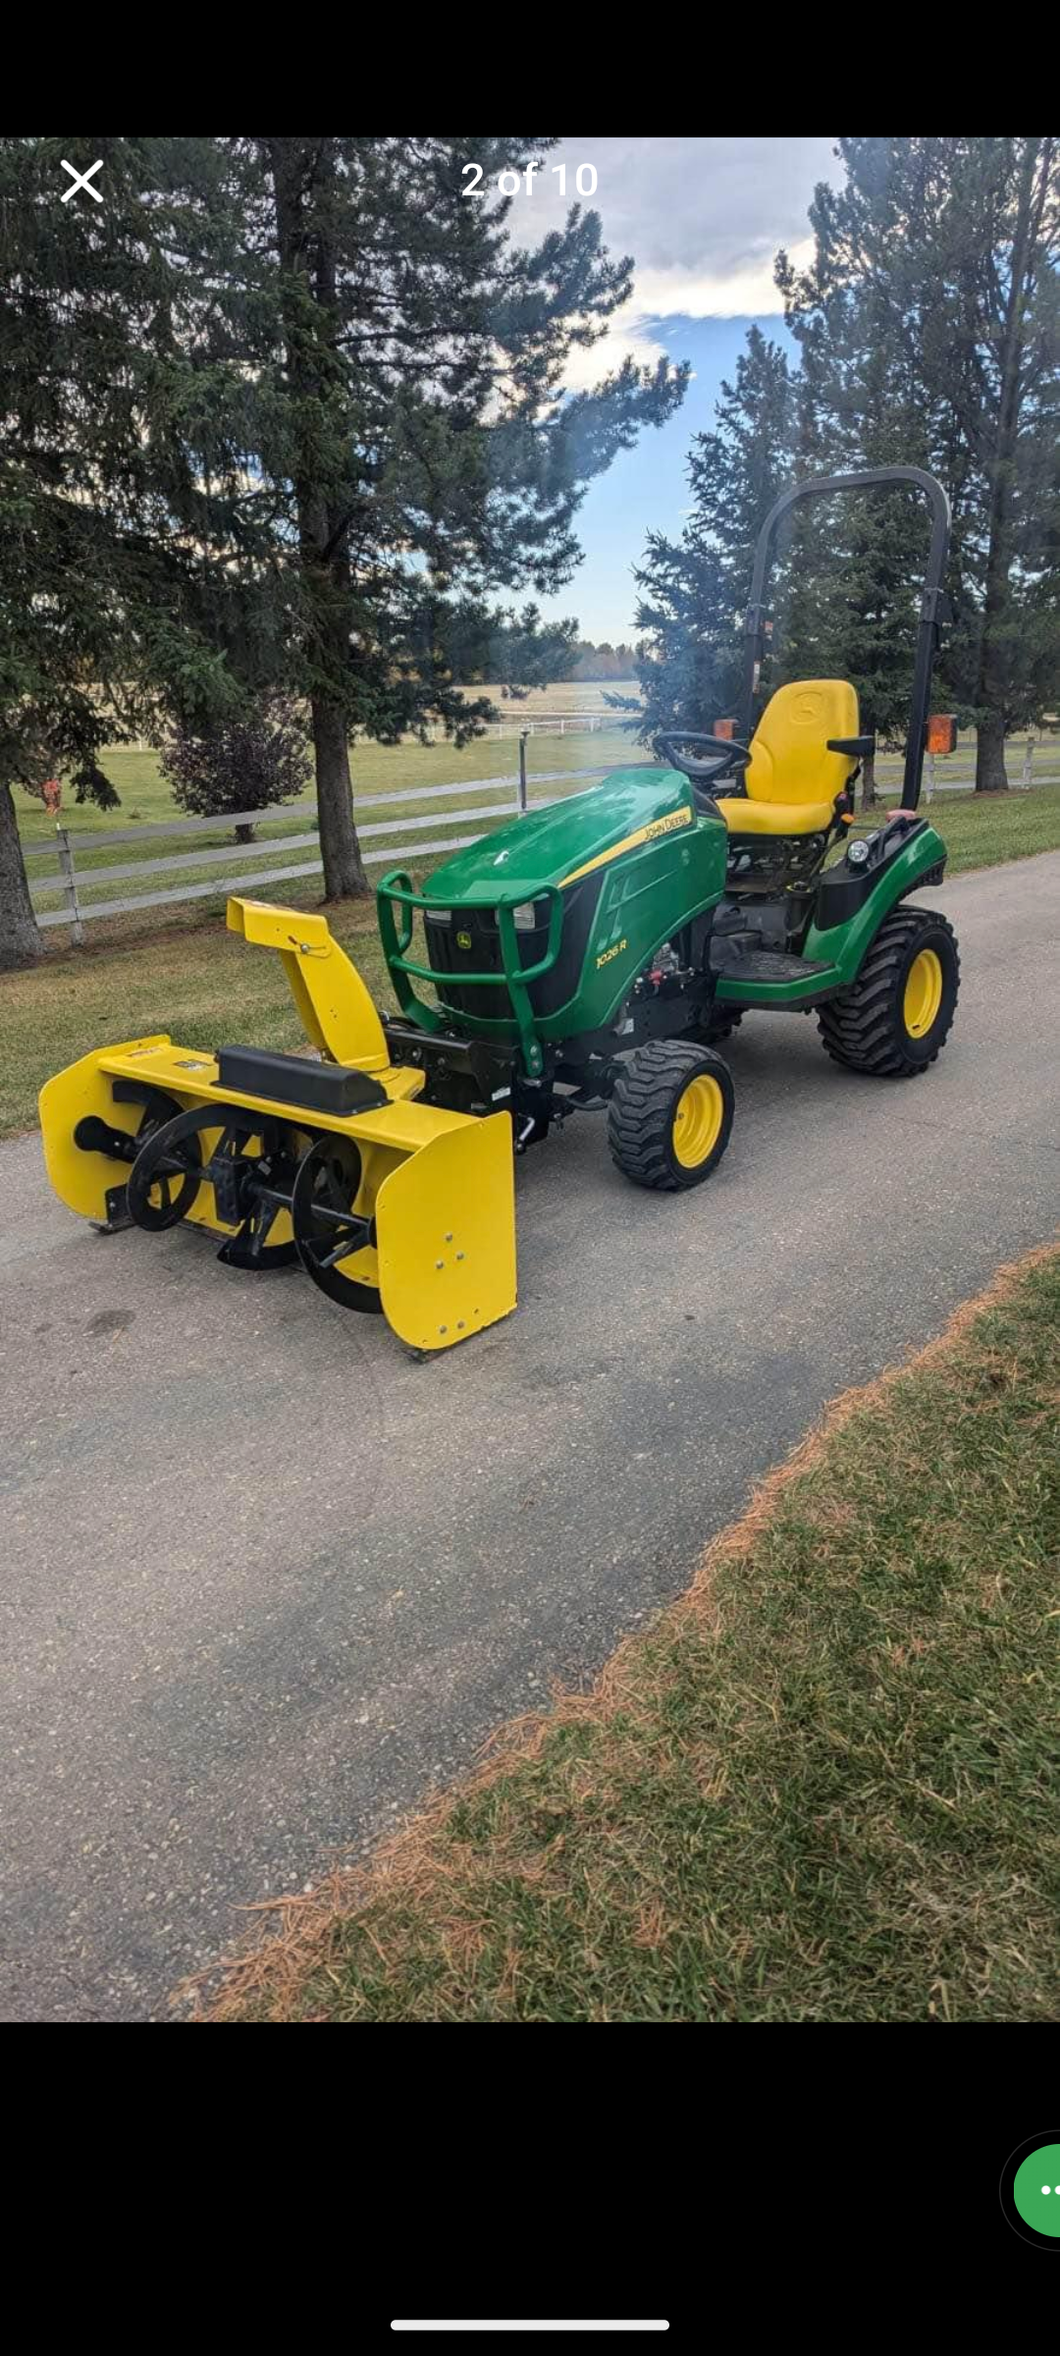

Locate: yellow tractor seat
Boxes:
[716,795,836,836]
[715,678,860,839]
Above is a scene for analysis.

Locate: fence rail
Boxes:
[26,751,656,940]
[26,733,1059,942]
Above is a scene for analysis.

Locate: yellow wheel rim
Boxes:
[903,947,944,1039]
[672,1073,724,1168]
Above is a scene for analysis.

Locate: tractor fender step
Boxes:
[710,948,832,982]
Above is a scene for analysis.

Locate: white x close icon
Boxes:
[60,158,104,205]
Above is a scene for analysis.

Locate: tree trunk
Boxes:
[0,783,43,971]
[313,696,368,898]
[860,748,877,809]
[972,139,1050,791]
[267,137,368,902]
[975,709,1009,792]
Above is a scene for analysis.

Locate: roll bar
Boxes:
[738,466,952,810]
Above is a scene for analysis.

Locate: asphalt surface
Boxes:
[2,853,1058,2021]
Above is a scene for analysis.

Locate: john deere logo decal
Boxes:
[644,808,692,842]
[456,929,472,951]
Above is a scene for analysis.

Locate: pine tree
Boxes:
[1,134,687,964]
[633,328,796,740]
[221,134,688,893]
[780,136,1060,790]
[0,135,287,966]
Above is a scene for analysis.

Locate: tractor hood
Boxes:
[420,767,702,907]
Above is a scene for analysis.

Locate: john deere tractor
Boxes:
[41,466,961,1353]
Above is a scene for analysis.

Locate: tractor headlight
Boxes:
[424,905,451,923]
[511,899,547,932]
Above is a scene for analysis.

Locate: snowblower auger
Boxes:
[39,896,516,1354]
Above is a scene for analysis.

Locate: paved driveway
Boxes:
[1,852,1057,2020]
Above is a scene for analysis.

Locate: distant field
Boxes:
[455,679,640,718]
[15,684,637,853]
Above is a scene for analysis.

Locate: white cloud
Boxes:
[633,239,817,321]
[559,238,819,388]
[505,138,840,385]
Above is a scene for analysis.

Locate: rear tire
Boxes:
[608,1040,735,1191]
[817,907,959,1077]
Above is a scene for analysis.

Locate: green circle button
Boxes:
[1013,2145,1060,2237]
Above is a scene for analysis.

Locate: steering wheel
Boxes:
[654,730,752,791]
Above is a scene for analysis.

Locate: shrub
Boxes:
[159,703,312,840]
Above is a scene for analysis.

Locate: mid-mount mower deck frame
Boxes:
[40,466,964,1353]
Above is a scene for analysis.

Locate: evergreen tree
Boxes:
[0,135,289,966]
[214,134,687,892]
[633,328,796,740]
[0,133,687,964]
[780,136,1060,789]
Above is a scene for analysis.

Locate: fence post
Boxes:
[55,824,84,945]
[517,729,529,814]
[925,752,935,802]
[1022,736,1034,790]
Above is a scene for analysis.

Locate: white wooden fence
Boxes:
[424,711,626,740]
[921,736,1057,798]
[24,733,1058,944]
[25,754,652,944]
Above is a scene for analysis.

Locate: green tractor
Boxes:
[42,466,962,1352]
[377,464,960,1194]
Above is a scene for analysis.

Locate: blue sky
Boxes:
[504,138,842,642]
[554,314,798,644]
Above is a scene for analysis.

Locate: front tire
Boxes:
[608,1040,735,1191]
[817,907,960,1077]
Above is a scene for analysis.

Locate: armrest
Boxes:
[827,735,876,758]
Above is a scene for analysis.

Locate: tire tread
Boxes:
[817,907,960,1077]
[608,1040,734,1190]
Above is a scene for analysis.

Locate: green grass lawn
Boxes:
[200,1246,1060,2023]
[0,890,394,1139]
[918,778,1060,872]
[4,755,1060,1142]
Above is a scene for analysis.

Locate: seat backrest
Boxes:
[745,680,860,807]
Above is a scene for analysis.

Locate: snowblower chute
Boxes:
[39,896,516,1353]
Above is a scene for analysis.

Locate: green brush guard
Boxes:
[378,769,730,1075]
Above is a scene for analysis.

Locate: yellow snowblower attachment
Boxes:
[39,898,516,1353]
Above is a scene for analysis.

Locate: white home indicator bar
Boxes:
[391,2329,670,2336]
